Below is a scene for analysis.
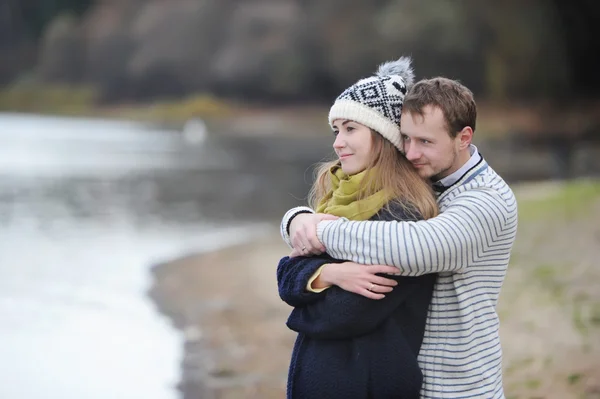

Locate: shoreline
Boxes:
[148,230,294,398]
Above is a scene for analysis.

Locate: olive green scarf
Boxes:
[316,166,389,221]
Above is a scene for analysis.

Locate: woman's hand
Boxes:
[289,213,338,256]
[320,262,401,300]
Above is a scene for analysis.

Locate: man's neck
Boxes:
[435,145,480,187]
[434,150,470,180]
[454,149,472,173]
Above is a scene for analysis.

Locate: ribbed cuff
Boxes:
[280,206,314,248]
[316,219,337,248]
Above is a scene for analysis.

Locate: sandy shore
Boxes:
[148,230,294,398]
[148,183,600,399]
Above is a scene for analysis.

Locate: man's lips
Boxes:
[412,163,427,168]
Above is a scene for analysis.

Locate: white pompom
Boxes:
[376,56,415,88]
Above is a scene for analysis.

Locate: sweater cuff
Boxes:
[305,264,331,293]
[280,206,314,248]
[316,219,341,247]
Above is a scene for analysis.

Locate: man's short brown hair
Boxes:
[402,77,476,138]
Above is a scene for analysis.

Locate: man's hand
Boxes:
[320,262,400,300]
[290,213,338,256]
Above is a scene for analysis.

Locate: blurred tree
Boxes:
[3,0,599,104]
[38,13,84,83]
[376,0,485,91]
[552,0,600,99]
[0,0,94,84]
[12,0,94,39]
[472,0,569,101]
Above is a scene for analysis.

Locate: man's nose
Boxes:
[405,144,421,161]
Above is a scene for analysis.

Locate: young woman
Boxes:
[277,57,439,399]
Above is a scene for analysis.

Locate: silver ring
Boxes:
[302,246,307,252]
[368,283,375,292]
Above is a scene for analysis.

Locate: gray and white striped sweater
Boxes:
[280,158,518,398]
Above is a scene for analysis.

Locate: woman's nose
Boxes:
[333,134,345,149]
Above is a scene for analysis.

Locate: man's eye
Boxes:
[421,139,430,144]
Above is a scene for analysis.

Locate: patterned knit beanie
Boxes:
[328,56,415,150]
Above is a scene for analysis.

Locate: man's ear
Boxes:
[457,126,473,150]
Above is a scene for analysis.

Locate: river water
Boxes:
[0,113,280,399]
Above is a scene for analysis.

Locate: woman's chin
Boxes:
[340,164,366,176]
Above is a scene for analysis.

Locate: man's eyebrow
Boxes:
[401,131,435,141]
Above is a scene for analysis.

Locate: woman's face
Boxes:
[331,119,375,175]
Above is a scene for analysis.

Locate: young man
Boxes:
[280,77,518,398]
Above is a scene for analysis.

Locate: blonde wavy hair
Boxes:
[308,129,438,220]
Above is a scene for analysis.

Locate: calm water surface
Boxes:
[0,113,270,399]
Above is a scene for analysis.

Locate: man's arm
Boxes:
[317,188,518,275]
[286,274,432,340]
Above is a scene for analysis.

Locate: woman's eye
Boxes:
[346,126,355,132]
[333,130,339,136]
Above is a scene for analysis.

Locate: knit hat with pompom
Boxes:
[328,56,415,150]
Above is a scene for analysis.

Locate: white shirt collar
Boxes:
[436,144,481,187]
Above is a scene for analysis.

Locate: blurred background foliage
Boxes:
[1,0,599,107]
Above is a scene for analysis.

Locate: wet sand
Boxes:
[148,229,294,398]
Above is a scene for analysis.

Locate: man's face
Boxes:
[400,105,465,181]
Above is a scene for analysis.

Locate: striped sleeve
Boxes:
[280,206,315,248]
[316,187,517,276]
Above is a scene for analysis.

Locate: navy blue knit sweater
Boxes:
[277,203,436,399]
